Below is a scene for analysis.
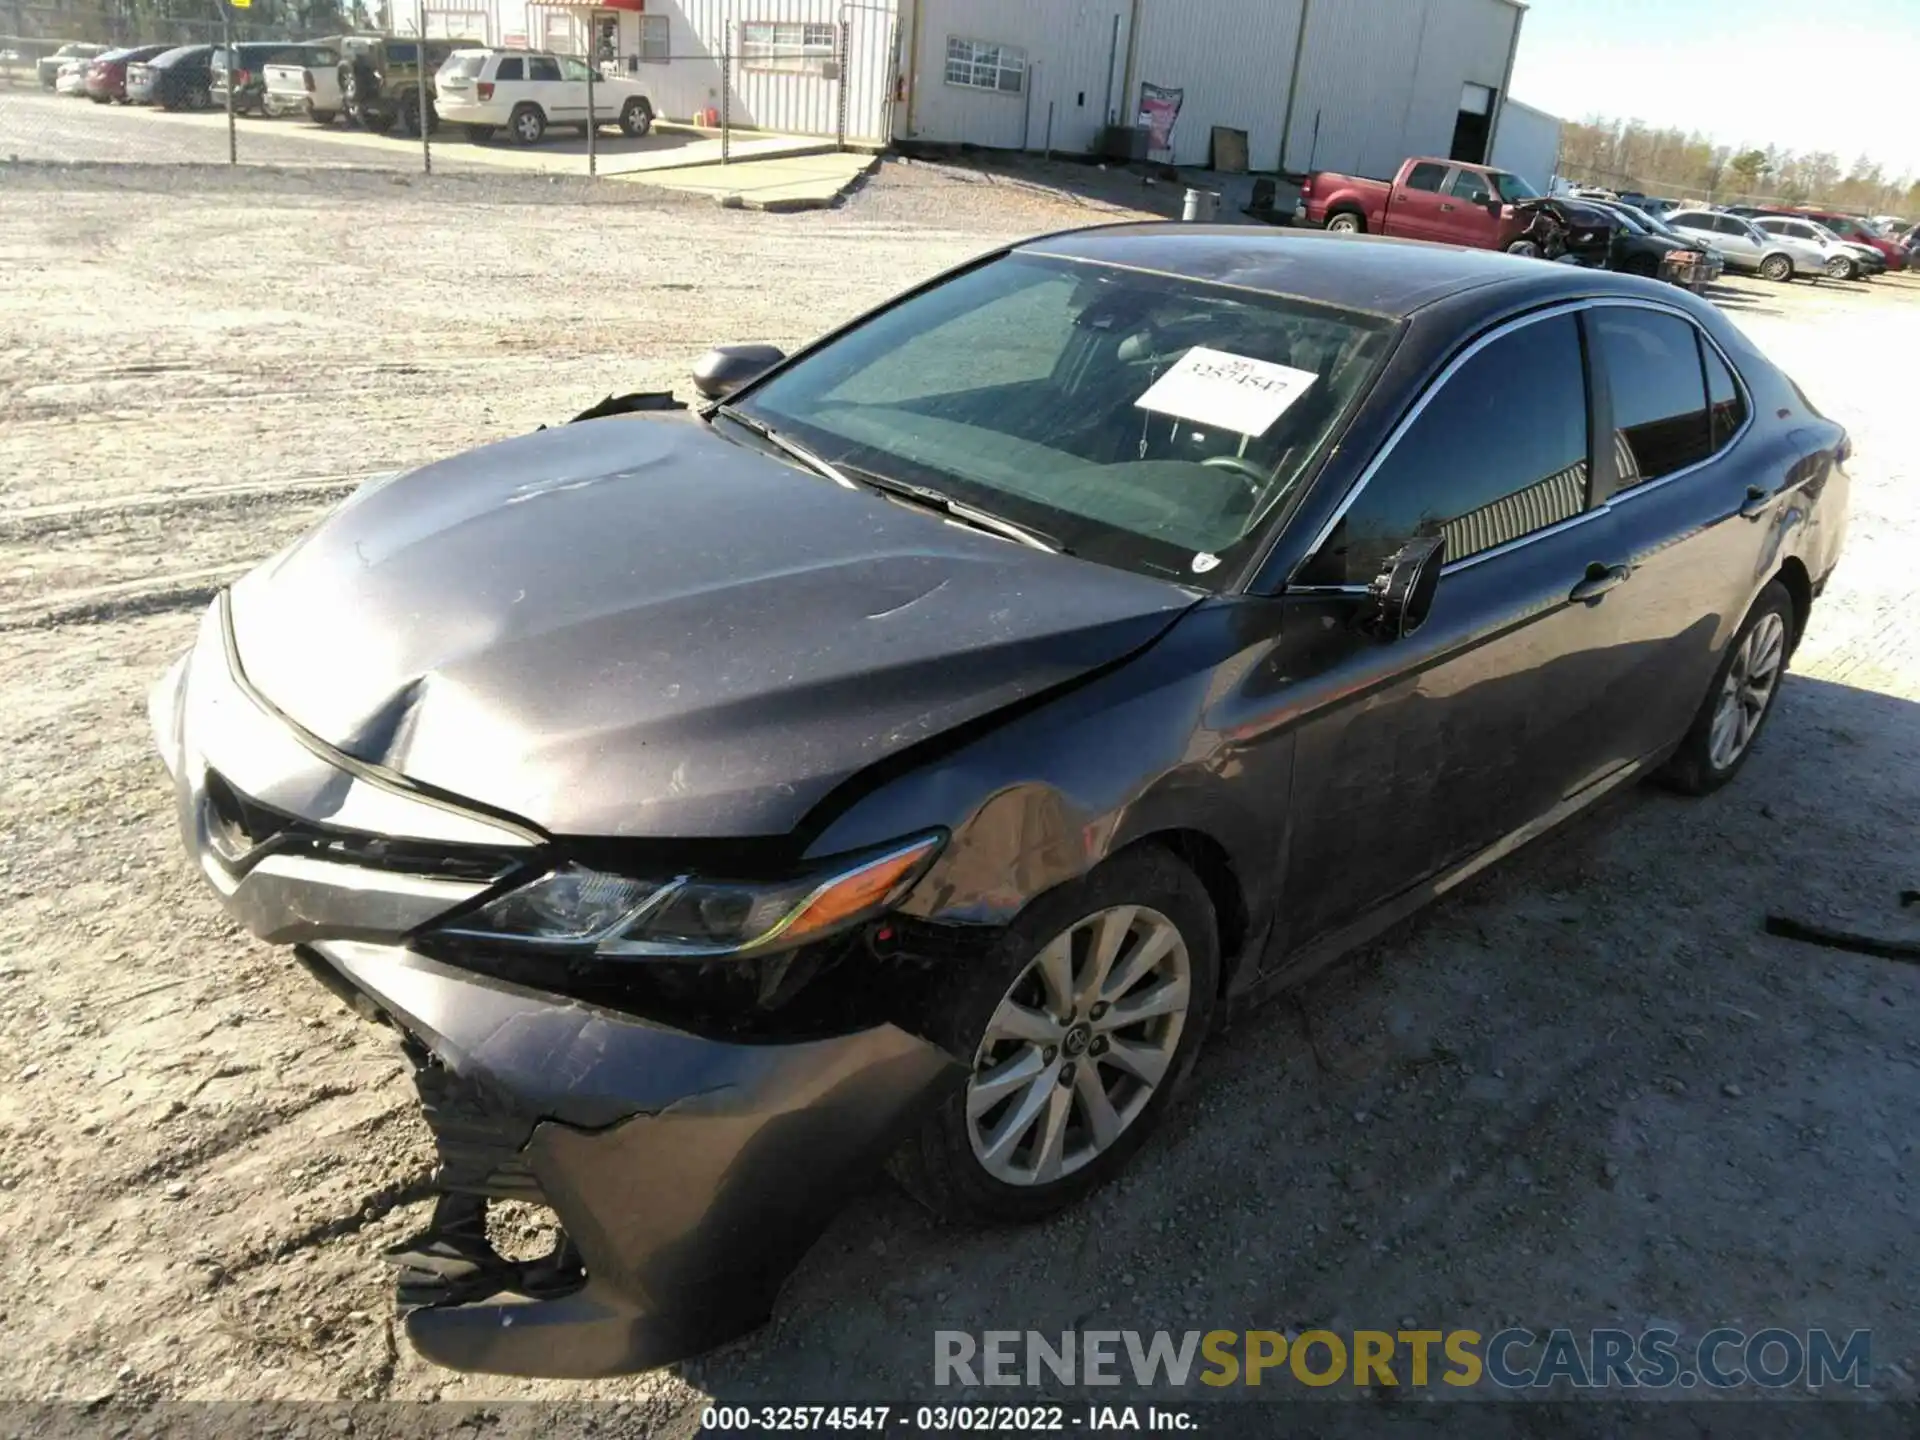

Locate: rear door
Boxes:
[1577,301,1790,767]
[526,53,571,123]
[1272,307,1630,946]
[1385,161,1451,242]
[1433,166,1505,249]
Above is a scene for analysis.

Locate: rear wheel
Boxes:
[619,98,653,138]
[1325,210,1366,234]
[509,102,546,145]
[1759,252,1795,282]
[889,846,1219,1224]
[1659,581,1794,795]
[307,107,335,126]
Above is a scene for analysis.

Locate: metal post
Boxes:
[834,15,848,151]
[223,2,236,165]
[586,52,596,175]
[416,0,430,175]
[720,20,731,164]
[1102,13,1117,125]
[1043,100,1053,160]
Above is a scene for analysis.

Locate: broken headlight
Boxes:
[438,833,944,958]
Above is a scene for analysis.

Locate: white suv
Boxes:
[435,49,654,145]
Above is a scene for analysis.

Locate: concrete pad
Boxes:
[613,149,878,210]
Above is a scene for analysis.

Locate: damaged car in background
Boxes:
[152,226,1850,1378]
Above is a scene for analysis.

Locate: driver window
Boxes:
[561,57,592,81]
[1447,171,1490,203]
[1300,314,1591,586]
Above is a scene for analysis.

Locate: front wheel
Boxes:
[1824,256,1855,280]
[1325,211,1365,235]
[889,846,1219,1224]
[1759,252,1795,282]
[619,98,653,137]
[1659,581,1794,796]
[307,107,335,126]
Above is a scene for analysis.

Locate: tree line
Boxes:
[1558,116,1920,218]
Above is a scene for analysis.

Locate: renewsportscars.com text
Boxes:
[934,1327,1872,1391]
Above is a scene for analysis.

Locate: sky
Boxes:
[1507,0,1920,179]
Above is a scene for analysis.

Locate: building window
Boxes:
[541,11,575,54]
[639,13,669,63]
[945,36,1025,95]
[741,21,836,73]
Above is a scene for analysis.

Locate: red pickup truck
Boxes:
[1296,156,1545,250]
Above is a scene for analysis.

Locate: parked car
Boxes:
[1587,199,1725,287]
[1752,215,1882,280]
[338,36,477,134]
[1505,196,1619,267]
[127,45,214,110]
[36,41,106,87]
[1296,156,1546,250]
[151,226,1848,1379]
[262,37,362,122]
[83,44,168,104]
[1767,210,1907,272]
[209,42,313,115]
[1662,208,1820,281]
[434,47,655,144]
[54,58,91,95]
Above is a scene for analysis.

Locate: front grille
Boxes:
[203,769,523,883]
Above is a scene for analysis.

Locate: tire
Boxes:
[88,93,109,105]
[1623,253,1658,278]
[1759,252,1794,283]
[509,102,546,145]
[1658,580,1795,796]
[889,845,1220,1225]
[464,124,495,143]
[1325,210,1366,235]
[619,98,652,138]
[308,108,335,126]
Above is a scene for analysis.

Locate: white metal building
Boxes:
[463,0,1529,171]
[1489,97,1562,194]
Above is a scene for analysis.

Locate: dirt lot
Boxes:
[1,155,1917,1426]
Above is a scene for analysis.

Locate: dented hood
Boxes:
[229,417,1195,839]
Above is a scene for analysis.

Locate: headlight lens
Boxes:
[442,833,943,957]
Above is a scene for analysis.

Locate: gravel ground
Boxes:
[1,152,1917,1429]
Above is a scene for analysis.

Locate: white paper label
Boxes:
[1134,347,1319,437]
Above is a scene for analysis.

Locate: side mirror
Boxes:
[1356,533,1445,641]
[691,343,786,401]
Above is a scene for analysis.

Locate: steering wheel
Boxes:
[1200,453,1271,495]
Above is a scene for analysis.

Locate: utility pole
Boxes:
[416,0,430,174]
[221,0,241,165]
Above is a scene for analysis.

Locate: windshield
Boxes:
[731,253,1396,587]
[1492,170,1540,200]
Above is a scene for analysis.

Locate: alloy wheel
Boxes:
[1708,611,1786,770]
[965,905,1191,1187]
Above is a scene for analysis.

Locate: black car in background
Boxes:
[129,44,213,109]
[1588,199,1726,288]
[152,227,1850,1379]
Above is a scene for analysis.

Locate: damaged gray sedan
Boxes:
[153,226,1848,1377]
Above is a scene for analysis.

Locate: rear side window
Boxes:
[1404,163,1448,193]
[1588,308,1712,487]
[1300,314,1591,585]
[528,55,561,80]
[1702,342,1747,450]
[445,54,486,78]
[494,56,523,80]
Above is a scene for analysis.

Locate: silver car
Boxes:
[1753,216,1879,280]
[1664,209,1823,282]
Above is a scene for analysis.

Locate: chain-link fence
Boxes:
[0,0,893,179]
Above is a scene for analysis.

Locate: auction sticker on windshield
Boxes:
[1134,347,1319,437]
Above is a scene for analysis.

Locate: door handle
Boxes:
[1569,562,1632,604]
[1439,202,1456,212]
[1739,483,1778,519]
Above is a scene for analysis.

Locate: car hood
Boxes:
[228,416,1197,840]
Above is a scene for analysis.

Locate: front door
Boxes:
[1271,307,1629,947]
[1434,166,1505,248]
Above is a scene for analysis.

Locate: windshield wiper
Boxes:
[849,470,1065,554]
[711,404,856,490]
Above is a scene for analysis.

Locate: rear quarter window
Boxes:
[1587,308,1713,487]
[444,54,487,78]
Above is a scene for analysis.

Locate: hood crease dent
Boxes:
[229,417,1196,839]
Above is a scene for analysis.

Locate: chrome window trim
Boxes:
[1289,295,1752,585]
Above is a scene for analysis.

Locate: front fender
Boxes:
[804,599,1291,978]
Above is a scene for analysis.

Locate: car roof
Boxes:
[1015,225,1631,319]
[152,45,212,63]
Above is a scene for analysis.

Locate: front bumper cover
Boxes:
[152,601,963,1376]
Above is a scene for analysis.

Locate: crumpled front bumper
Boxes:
[151,599,962,1376]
